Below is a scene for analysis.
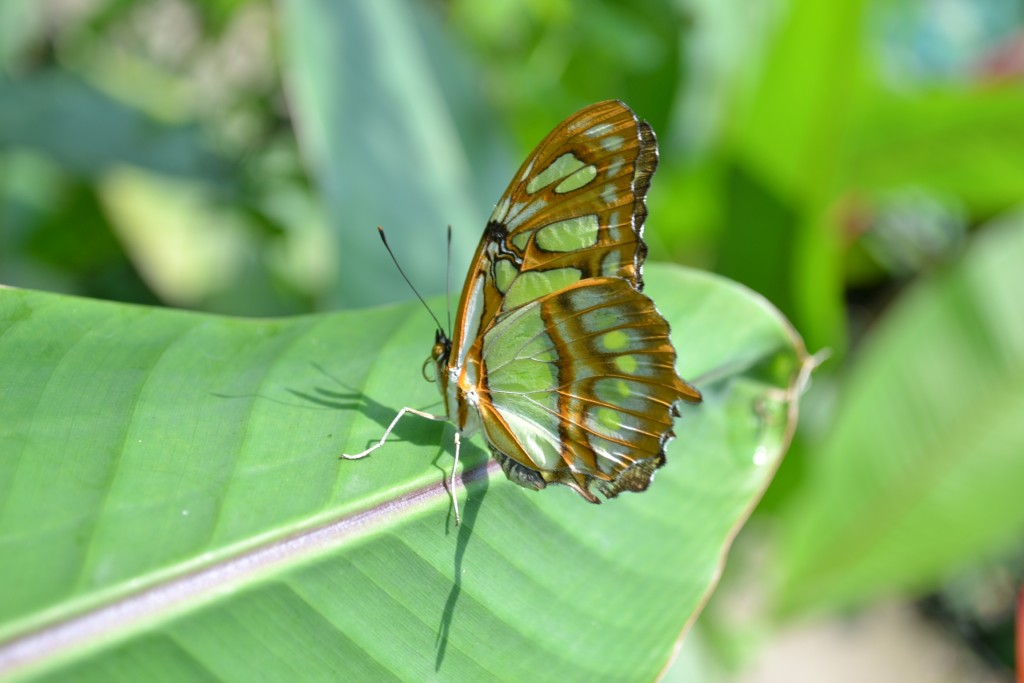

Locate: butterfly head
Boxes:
[421,329,451,384]
[431,329,452,367]
[427,328,459,424]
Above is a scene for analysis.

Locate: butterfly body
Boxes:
[430,100,701,505]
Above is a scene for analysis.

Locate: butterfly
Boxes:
[343,100,702,524]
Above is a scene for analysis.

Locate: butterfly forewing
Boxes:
[449,101,658,364]
[489,102,656,286]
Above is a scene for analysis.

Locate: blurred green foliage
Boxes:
[2,0,1022,678]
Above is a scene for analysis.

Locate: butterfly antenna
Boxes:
[445,225,453,339]
[376,226,446,333]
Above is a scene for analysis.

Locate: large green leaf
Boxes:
[776,215,1024,615]
[0,266,807,680]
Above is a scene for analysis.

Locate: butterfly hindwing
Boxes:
[479,277,701,501]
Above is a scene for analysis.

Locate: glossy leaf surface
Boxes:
[0,266,807,680]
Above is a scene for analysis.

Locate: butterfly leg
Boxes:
[450,431,462,526]
[340,407,446,459]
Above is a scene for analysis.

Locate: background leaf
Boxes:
[845,87,1024,213]
[713,0,867,355]
[0,71,231,183]
[776,214,1024,615]
[0,266,806,680]
[281,0,510,309]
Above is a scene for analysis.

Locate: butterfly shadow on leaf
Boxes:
[299,363,494,669]
[291,362,447,455]
[434,446,491,671]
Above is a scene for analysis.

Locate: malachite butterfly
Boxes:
[343,100,702,523]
